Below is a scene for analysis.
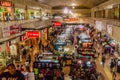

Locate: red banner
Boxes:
[53,22,61,27]
[0,1,12,7]
[21,34,28,41]
[26,31,40,38]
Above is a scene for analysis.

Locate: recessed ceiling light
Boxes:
[72,3,76,6]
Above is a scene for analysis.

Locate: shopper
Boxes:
[97,47,100,57]
[112,67,117,80]
[0,63,25,80]
[101,55,106,67]
[26,68,35,80]
[110,59,115,72]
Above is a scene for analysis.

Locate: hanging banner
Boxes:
[21,34,28,41]
[10,24,21,35]
[0,1,12,7]
[53,22,61,27]
[95,21,103,31]
[2,26,10,38]
[107,24,113,36]
[26,31,40,38]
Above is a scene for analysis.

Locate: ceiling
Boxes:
[36,0,109,9]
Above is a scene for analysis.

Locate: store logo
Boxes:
[0,1,12,7]
[53,22,61,27]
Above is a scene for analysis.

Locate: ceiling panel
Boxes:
[36,0,109,9]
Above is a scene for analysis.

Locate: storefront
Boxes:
[15,8,25,20]
[0,43,7,68]
[0,1,12,21]
[27,9,40,19]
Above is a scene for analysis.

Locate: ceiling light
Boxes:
[72,3,76,6]
[64,7,69,14]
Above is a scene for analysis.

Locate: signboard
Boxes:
[2,26,10,38]
[21,34,28,41]
[26,31,40,38]
[63,18,79,22]
[10,25,21,35]
[0,1,12,7]
[53,22,61,27]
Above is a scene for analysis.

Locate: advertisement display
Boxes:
[107,24,113,36]
[10,24,21,35]
[2,26,10,38]
[10,44,17,55]
[26,31,40,38]
[53,21,62,27]
[0,1,12,7]
[95,21,103,31]
[2,24,22,38]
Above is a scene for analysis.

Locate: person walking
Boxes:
[0,63,25,80]
[97,47,100,57]
[26,68,35,80]
[112,67,117,80]
[101,55,106,67]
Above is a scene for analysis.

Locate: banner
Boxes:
[0,1,12,7]
[10,24,21,35]
[107,24,113,36]
[95,21,103,31]
[26,31,40,38]
[53,22,61,27]
[2,26,10,38]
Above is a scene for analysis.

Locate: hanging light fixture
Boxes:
[64,7,69,14]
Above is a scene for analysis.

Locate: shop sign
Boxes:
[2,26,10,38]
[53,22,61,27]
[63,18,79,22]
[10,25,21,35]
[21,35,28,41]
[26,31,40,38]
[0,1,12,7]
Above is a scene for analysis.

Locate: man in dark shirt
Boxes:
[0,63,25,80]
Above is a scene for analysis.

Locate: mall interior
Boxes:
[0,0,120,80]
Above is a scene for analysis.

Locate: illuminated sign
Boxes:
[53,22,61,27]
[0,1,12,7]
[26,31,40,38]
[63,18,79,22]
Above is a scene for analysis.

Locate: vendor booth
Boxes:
[33,60,60,79]
[54,40,66,52]
[77,47,96,58]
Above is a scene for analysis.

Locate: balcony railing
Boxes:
[0,19,52,43]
